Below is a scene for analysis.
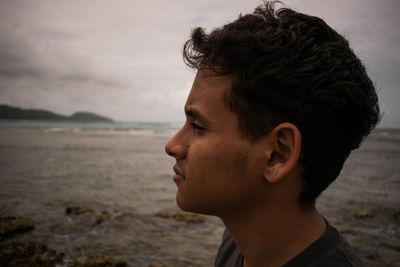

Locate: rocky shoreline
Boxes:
[2,205,399,266]
[0,205,208,267]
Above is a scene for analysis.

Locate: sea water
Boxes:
[0,121,399,266]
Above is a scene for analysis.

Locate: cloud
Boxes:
[0,27,43,79]
[0,25,122,86]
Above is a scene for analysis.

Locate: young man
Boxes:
[165,1,380,266]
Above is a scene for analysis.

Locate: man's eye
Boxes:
[190,122,205,131]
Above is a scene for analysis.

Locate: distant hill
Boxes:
[69,112,113,122]
[0,105,113,122]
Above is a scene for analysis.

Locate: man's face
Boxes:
[165,69,268,216]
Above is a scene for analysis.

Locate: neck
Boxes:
[220,200,326,267]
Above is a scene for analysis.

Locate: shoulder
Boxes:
[284,223,367,267]
[214,223,367,267]
[215,229,243,267]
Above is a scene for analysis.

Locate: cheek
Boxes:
[231,150,250,174]
[179,140,265,214]
[188,141,252,183]
[186,141,229,178]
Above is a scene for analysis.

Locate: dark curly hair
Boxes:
[183,1,381,202]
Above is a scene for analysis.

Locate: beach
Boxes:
[0,122,399,266]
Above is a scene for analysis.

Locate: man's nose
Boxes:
[165,130,187,159]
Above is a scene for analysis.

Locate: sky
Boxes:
[0,0,399,128]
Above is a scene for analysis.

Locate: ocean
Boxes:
[0,121,399,266]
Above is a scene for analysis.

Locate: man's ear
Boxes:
[263,122,302,183]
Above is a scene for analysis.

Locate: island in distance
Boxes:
[0,104,113,123]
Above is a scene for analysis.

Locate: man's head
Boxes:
[165,69,291,215]
[180,1,380,203]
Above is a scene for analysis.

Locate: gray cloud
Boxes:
[0,26,122,86]
[0,28,44,79]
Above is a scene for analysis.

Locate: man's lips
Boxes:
[173,165,185,183]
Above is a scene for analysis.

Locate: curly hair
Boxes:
[183,1,381,202]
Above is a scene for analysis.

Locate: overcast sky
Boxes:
[0,0,399,128]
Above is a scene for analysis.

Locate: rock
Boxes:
[73,253,127,267]
[112,218,128,226]
[0,216,35,240]
[66,206,95,216]
[156,210,172,218]
[173,212,205,223]
[156,210,206,223]
[0,241,64,266]
[148,264,175,267]
[393,210,400,218]
[64,207,114,228]
[95,211,112,224]
[338,229,358,235]
[56,224,87,232]
[350,210,376,219]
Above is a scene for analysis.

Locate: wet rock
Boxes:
[0,241,64,266]
[56,223,87,232]
[95,211,112,224]
[393,210,400,218]
[156,210,173,219]
[148,264,175,267]
[66,205,95,216]
[73,253,127,267]
[350,210,376,219]
[112,218,128,226]
[338,229,358,235]
[0,216,35,240]
[156,210,206,223]
[64,207,114,229]
[173,212,205,223]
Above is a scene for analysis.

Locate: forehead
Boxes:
[185,69,237,128]
[186,70,231,106]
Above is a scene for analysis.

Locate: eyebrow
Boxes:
[185,107,210,125]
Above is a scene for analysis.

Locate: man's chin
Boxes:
[175,194,193,212]
[176,195,218,216]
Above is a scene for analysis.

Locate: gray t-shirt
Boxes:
[215,223,367,267]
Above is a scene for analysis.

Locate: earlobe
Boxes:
[263,123,302,183]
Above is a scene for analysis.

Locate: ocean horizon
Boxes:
[0,120,182,133]
[1,119,398,132]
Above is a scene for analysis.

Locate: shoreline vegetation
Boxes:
[0,205,205,266]
[0,104,113,123]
